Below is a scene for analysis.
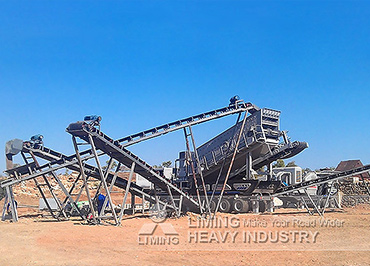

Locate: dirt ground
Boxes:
[1,192,370,266]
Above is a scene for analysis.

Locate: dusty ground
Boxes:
[1,193,370,266]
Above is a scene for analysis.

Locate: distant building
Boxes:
[335,160,370,181]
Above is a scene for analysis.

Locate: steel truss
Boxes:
[183,125,211,215]
[5,97,368,223]
[2,100,257,223]
[67,123,197,220]
[213,111,249,216]
[274,165,370,216]
[1,144,170,224]
[1,149,86,222]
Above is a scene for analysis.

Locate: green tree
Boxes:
[162,161,172,168]
[102,160,118,171]
[286,161,298,167]
[272,159,285,168]
[153,161,172,168]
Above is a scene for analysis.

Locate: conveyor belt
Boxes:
[67,123,199,207]
[1,144,162,206]
[116,102,257,147]
[273,164,370,196]
[227,141,309,180]
[253,141,309,170]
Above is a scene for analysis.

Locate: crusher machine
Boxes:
[2,96,370,224]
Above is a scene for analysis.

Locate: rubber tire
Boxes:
[209,199,217,212]
[219,198,231,213]
[259,200,266,213]
[233,199,249,213]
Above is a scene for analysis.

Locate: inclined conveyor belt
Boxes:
[67,123,199,207]
[1,144,163,206]
[273,164,370,196]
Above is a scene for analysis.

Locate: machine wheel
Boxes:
[259,200,266,213]
[219,198,231,213]
[233,199,249,213]
[209,199,217,212]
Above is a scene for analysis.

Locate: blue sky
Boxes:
[0,0,369,173]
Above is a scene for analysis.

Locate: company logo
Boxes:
[138,222,179,245]
[138,204,179,245]
[148,203,168,223]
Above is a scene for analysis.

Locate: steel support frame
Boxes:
[303,189,323,217]
[99,161,121,218]
[117,162,136,225]
[49,171,85,220]
[1,186,18,222]
[26,152,69,220]
[2,141,176,224]
[82,129,195,211]
[72,136,98,224]
[19,152,59,220]
[300,196,313,215]
[185,125,211,216]
[6,148,171,214]
[165,183,178,216]
[88,134,119,225]
[214,111,249,216]
[183,128,204,214]
[117,162,135,224]
[209,113,242,205]
[1,153,87,223]
[320,183,336,215]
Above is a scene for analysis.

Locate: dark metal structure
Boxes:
[2,140,169,224]
[2,96,369,224]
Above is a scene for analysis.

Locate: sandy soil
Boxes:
[1,195,370,266]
